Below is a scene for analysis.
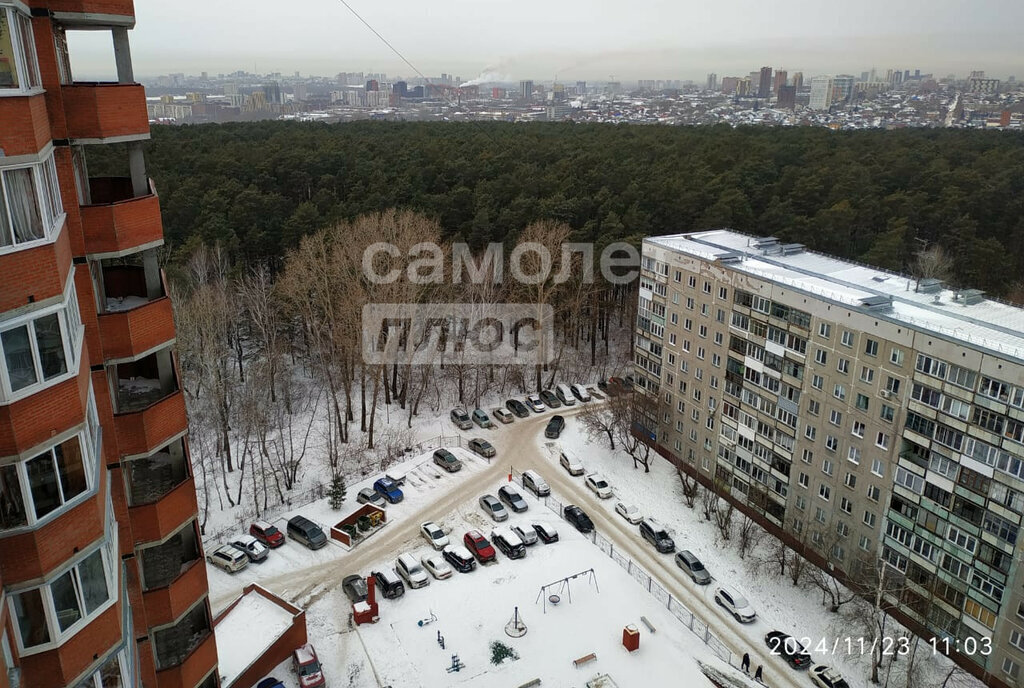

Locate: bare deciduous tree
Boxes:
[736,514,762,559]
[677,469,699,509]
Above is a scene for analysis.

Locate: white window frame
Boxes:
[0,8,43,96]
[0,152,65,253]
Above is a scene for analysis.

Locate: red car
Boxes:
[463,530,496,563]
[250,520,285,548]
[292,643,325,687]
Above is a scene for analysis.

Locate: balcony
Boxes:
[81,177,164,256]
[0,94,51,156]
[114,392,187,460]
[61,83,149,141]
[126,475,197,545]
[142,556,207,629]
[96,263,174,361]
[125,437,189,507]
[154,608,218,688]
[27,0,135,21]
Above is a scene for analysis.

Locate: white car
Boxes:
[396,552,430,588]
[585,473,613,499]
[493,407,514,424]
[421,553,453,580]
[420,521,449,550]
[525,395,546,413]
[810,665,850,688]
[571,383,591,402]
[206,545,249,574]
[615,502,642,524]
[559,451,584,476]
[714,585,757,623]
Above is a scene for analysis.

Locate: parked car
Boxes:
[491,527,526,559]
[545,415,565,439]
[249,519,285,548]
[714,585,757,623]
[521,469,550,497]
[372,568,406,598]
[287,516,327,550]
[257,679,285,688]
[511,523,538,546]
[420,521,449,549]
[493,407,514,424]
[421,553,453,580]
[432,448,462,472]
[555,383,576,406]
[571,383,591,402]
[559,450,584,476]
[292,643,326,688]
[609,376,633,391]
[539,389,561,408]
[206,544,249,573]
[385,468,406,485]
[442,544,477,572]
[563,504,594,533]
[506,399,530,418]
[585,473,613,499]
[468,437,496,458]
[615,502,642,524]
[356,487,386,507]
[230,535,269,562]
[675,550,712,585]
[525,395,546,413]
[479,494,509,521]
[599,378,619,396]
[463,530,496,563]
[533,521,559,543]
[450,407,473,430]
[498,484,528,513]
[765,631,812,669]
[396,552,430,589]
[471,408,493,428]
[810,665,850,688]
[373,477,404,504]
[639,518,675,553]
[342,574,368,603]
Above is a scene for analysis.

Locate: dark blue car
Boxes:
[256,678,285,688]
[374,477,404,503]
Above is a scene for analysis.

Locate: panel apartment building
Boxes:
[635,230,1024,687]
[1,2,217,688]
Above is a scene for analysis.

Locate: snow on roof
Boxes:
[215,590,296,687]
[647,230,1024,362]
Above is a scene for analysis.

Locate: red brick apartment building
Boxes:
[0,2,218,687]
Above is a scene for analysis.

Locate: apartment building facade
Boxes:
[636,230,1024,688]
[1,2,217,687]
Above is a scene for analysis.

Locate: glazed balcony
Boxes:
[140,522,206,627]
[124,437,189,507]
[81,177,164,256]
[96,264,174,361]
[113,390,187,458]
[61,83,149,141]
[127,476,197,545]
[154,608,218,688]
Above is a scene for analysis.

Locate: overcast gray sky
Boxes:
[68,0,1024,81]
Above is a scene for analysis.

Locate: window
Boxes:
[855,394,869,411]
[802,449,814,464]
[153,600,213,671]
[860,366,875,383]
[866,485,880,501]
[0,154,63,251]
[836,358,849,375]
[804,425,817,440]
[841,331,854,347]
[1011,631,1024,653]
[815,349,828,365]
[885,376,901,394]
[840,496,852,514]
[848,446,861,464]
[890,348,904,366]
[863,510,876,527]
[819,484,831,501]
[1002,658,1019,680]
[798,472,809,488]
[815,507,827,523]
[822,459,834,476]
[894,466,924,494]
[946,525,977,554]
[880,404,894,422]
[819,322,831,338]
[844,472,857,488]
[859,535,872,551]
[875,432,889,449]
[1,432,95,531]
[808,399,820,416]
[829,409,842,426]
[852,421,865,437]
[825,435,838,452]
[833,384,846,401]
[0,9,41,93]
[864,339,879,357]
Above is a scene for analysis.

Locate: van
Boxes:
[396,553,430,588]
[675,550,712,585]
[555,383,576,406]
[287,515,328,550]
[491,527,526,559]
[559,450,584,476]
[571,383,591,402]
[521,470,550,497]
[372,568,406,598]
[639,518,675,553]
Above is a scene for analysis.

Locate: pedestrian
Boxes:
[741,652,750,672]
[755,665,763,683]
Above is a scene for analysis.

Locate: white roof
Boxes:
[646,230,1024,362]
[215,592,295,687]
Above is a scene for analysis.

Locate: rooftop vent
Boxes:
[871,276,887,283]
[918,278,944,294]
[716,252,743,265]
[752,236,779,249]
[781,243,805,255]
[860,295,893,311]
[958,289,986,306]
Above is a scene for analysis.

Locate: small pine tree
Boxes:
[328,474,346,510]
[489,641,519,665]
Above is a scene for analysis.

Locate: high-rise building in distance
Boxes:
[706,73,718,92]
[791,72,804,91]
[809,75,835,109]
[758,66,773,98]
[520,79,534,101]
[773,70,788,96]
[776,84,797,110]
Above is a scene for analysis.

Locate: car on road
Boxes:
[521,469,550,497]
[450,407,473,430]
[559,450,584,476]
[491,527,526,559]
[356,487,386,507]
[468,437,496,458]
[257,679,285,688]
[525,395,546,413]
[639,518,675,553]
[463,530,496,563]
[714,585,757,623]
[371,568,405,598]
[675,550,712,585]
[479,494,508,521]
[472,408,493,428]
[585,473,613,499]
[432,448,462,472]
[373,477,404,504]
[342,574,368,603]
[506,399,530,418]
[249,519,285,548]
[206,544,249,573]
[765,631,812,669]
[230,535,269,563]
[539,389,561,408]
[420,521,449,550]
[809,665,849,688]
[563,504,594,533]
[292,643,326,688]
[512,523,538,546]
[443,544,477,572]
[571,383,591,402]
[421,553,453,580]
[498,484,529,513]
[533,521,559,543]
[615,502,642,524]
[493,407,514,424]
[396,552,430,589]
[545,415,565,439]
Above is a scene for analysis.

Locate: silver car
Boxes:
[479,494,509,522]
